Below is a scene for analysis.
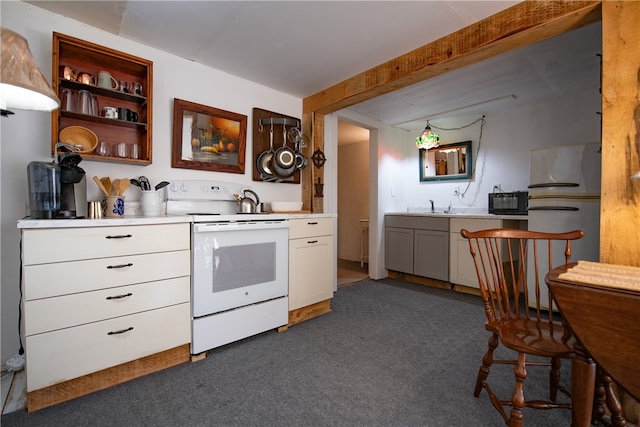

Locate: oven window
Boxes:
[212,242,276,292]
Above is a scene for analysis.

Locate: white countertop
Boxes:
[386,211,528,221]
[17,213,336,229]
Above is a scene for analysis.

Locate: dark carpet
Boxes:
[1,278,572,426]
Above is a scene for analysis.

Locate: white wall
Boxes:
[1,2,303,362]
[337,140,369,261]
[403,90,601,212]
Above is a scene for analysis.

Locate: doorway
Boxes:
[337,120,370,286]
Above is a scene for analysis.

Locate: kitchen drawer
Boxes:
[26,302,190,391]
[385,215,449,231]
[288,217,334,239]
[22,223,190,265]
[25,276,190,336]
[449,218,502,233]
[24,250,190,300]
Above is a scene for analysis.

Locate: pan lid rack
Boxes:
[258,117,300,132]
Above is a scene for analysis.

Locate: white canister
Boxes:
[140,190,164,216]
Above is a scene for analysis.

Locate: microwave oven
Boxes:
[488,191,528,215]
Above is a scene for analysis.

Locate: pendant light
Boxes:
[416,121,439,150]
[1,27,60,116]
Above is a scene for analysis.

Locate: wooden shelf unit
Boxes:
[51,32,153,165]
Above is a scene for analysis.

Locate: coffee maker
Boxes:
[27,142,87,219]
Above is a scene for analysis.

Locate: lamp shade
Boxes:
[1,27,60,112]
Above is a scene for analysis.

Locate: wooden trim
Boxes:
[311,112,325,213]
[27,344,190,412]
[300,112,313,211]
[288,299,331,327]
[387,271,452,291]
[303,1,602,115]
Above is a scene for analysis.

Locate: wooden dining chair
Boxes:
[460,228,585,427]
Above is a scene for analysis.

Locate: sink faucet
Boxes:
[429,199,435,213]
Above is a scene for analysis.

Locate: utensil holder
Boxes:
[140,191,164,216]
[104,196,125,217]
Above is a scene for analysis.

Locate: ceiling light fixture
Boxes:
[1,27,60,116]
[416,121,439,150]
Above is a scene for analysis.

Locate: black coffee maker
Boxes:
[27,142,87,219]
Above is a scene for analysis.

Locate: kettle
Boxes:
[235,189,260,214]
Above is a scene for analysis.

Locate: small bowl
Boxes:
[270,201,303,212]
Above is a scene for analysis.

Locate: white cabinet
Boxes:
[288,218,335,311]
[21,223,191,410]
[449,218,525,289]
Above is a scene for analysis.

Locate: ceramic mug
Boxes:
[118,81,130,93]
[117,107,138,122]
[102,106,118,119]
[131,82,143,96]
[97,71,118,90]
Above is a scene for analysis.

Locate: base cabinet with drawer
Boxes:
[20,222,191,411]
[385,215,449,281]
[449,217,526,289]
[288,217,335,324]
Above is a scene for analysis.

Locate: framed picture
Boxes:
[172,98,247,173]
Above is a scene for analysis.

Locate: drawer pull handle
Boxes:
[107,327,134,336]
[107,263,133,269]
[307,221,318,225]
[105,234,133,239]
[307,239,319,244]
[106,293,133,300]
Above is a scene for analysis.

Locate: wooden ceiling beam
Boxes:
[303,1,602,115]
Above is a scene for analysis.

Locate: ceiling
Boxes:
[25,1,602,142]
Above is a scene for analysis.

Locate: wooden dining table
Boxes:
[546,261,640,427]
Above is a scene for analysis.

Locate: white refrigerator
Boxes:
[527,142,601,309]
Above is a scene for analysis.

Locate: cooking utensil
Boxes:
[256,120,276,180]
[271,122,296,178]
[92,175,110,197]
[118,179,130,196]
[138,176,151,191]
[130,178,141,188]
[111,179,120,196]
[155,181,170,191]
[293,138,307,169]
[100,177,112,196]
[236,189,260,214]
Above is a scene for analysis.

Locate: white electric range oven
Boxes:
[166,180,289,354]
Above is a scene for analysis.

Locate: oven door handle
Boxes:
[193,221,288,232]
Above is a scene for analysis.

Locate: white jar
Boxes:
[140,190,164,216]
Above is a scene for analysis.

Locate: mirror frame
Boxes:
[419,140,472,182]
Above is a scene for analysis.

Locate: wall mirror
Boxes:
[419,140,472,182]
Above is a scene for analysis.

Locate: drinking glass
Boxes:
[96,141,110,157]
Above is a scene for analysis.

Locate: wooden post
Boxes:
[601,2,640,422]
